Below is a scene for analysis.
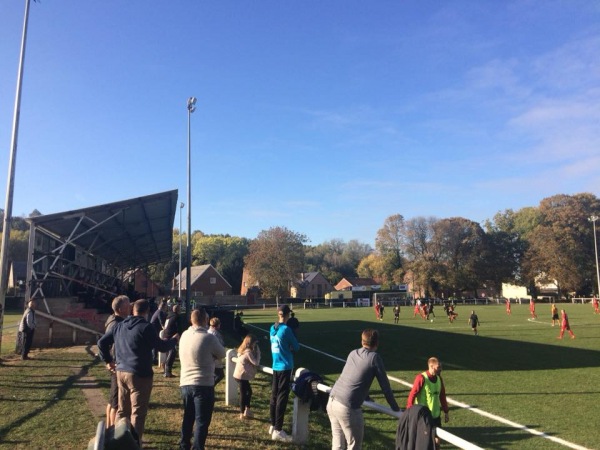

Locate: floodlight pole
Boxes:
[178,202,184,300]
[589,215,600,297]
[186,97,196,321]
[0,0,32,357]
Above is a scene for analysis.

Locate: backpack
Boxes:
[292,371,325,411]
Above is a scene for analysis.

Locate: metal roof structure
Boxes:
[27,189,178,270]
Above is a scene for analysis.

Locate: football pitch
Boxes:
[243,303,600,450]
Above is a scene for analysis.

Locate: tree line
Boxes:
[4,193,599,299]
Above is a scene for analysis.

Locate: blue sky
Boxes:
[1,1,599,246]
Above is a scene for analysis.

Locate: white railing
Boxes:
[224,349,483,449]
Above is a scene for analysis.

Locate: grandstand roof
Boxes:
[27,190,178,269]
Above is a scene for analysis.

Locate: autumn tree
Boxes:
[306,239,372,285]
[244,226,307,299]
[430,217,490,296]
[375,214,406,283]
[522,193,600,297]
[401,216,438,296]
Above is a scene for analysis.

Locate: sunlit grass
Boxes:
[1,302,599,449]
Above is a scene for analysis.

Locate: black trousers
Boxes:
[235,378,252,413]
[165,347,176,373]
[270,369,292,431]
[22,329,34,357]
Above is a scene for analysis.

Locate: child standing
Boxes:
[233,334,261,419]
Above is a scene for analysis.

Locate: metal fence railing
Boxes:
[224,349,483,449]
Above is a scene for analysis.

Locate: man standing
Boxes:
[393,304,400,324]
[505,298,511,315]
[179,308,226,450]
[468,310,480,335]
[269,304,299,442]
[18,298,37,360]
[286,311,300,337]
[327,329,400,450]
[207,317,226,385]
[103,295,131,428]
[150,299,168,366]
[406,357,449,449]
[163,304,180,378]
[98,299,178,445]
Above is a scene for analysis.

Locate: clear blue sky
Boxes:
[1,1,599,246]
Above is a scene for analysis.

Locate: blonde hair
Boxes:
[210,317,221,328]
[237,333,258,354]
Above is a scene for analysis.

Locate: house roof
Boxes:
[27,190,178,269]
[341,277,378,286]
[177,264,232,288]
[297,271,320,286]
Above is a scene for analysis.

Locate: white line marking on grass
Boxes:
[245,323,591,450]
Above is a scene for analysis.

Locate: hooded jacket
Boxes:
[98,315,177,377]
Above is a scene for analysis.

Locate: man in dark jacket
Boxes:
[150,299,168,365]
[163,304,180,377]
[98,299,178,445]
[103,295,130,428]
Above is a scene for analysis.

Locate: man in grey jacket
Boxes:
[327,329,400,450]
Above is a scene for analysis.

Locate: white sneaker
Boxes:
[268,425,274,435]
[272,430,293,442]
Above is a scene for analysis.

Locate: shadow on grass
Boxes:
[0,345,102,442]
[249,319,600,373]
[448,425,560,450]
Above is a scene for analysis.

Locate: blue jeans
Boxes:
[180,385,215,450]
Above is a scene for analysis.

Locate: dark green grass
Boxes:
[243,303,600,449]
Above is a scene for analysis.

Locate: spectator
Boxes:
[327,329,400,449]
[268,304,299,442]
[233,333,261,420]
[18,298,37,360]
[163,304,180,378]
[178,308,226,450]
[98,299,178,445]
[103,295,131,428]
[150,299,168,366]
[286,311,300,337]
[208,317,226,385]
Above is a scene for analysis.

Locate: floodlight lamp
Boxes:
[187,97,197,113]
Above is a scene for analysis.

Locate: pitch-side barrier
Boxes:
[224,349,483,449]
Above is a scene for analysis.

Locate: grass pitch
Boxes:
[243,302,600,449]
[1,303,598,449]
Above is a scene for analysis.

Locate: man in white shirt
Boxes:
[178,308,226,450]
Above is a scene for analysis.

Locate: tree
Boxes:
[244,226,307,299]
[375,214,406,283]
[521,193,600,297]
[305,239,372,285]
[430,217,490,296]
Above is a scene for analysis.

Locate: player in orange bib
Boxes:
[505,298,511,315]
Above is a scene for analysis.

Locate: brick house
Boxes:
[176,264,232,298]
[290,272,333,299]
